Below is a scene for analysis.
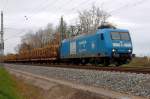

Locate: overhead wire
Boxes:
[30,0,60,15]
[4,0,148,41]
[59,0,113,25]
[110,0,148,14]
[1,0,122,41]
[3,0,149,55]
[4,27,29,41]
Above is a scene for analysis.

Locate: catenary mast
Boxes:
[0,11,4,56]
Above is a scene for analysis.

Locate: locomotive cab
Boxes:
[111,32,132,53]
[99,28,133,65]
[111,31,132,61]
[97,24,133,66]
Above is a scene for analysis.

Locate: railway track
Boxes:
[10,63,150,74]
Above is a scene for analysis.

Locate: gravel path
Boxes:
[4,64,150,98]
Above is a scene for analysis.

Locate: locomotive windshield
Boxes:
[111,32,130,40]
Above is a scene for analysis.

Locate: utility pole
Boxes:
[0,11,4,56]
[70,25,75,37]
[70,26,74,34]
[60,16,64,43]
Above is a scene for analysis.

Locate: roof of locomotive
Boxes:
[61,28,129,43]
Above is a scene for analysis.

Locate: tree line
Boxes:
[15,5,112,53]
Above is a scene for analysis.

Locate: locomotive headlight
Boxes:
[128,49,132,53]
[112,49,116,52]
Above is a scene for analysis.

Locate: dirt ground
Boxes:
[14,76,110,99]
[39,85,110,99]
[6,66,146,99]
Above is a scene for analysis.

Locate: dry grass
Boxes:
[0,67,22,99]
[123,57,150,67]
[12,76,109,99]
[12,76,46,99]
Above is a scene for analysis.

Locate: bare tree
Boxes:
[16,6,111,53]
[44,23,55,44]
[21,32,34,48]
[78,5,110,34]
[16,23,56,52]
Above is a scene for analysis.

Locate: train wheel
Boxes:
[102,58,110,66]
[93,60,99,66]
[115,61,121,67]
[81,59,86,65]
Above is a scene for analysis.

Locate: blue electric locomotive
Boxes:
[60,26,133,66]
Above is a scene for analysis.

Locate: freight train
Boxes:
[2,25,133,66]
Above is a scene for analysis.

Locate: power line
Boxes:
[30,0,60,15]
[8,0,108,26]
[4,0,148,41]
[4,34,24,41]
[3,27,29,41]
[50,0,74,14]
[110,0,148,14]
[25,0,95,16]
[59,0,100,15]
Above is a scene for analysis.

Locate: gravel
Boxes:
[5,64,150,98]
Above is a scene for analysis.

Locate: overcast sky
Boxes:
[0,0,150,56]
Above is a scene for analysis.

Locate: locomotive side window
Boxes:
[111,32,120,40]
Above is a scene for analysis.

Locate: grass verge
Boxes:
[0,66,46,99]
[123,57,150,67]
[0,66,22,99]
[14,76,45,99]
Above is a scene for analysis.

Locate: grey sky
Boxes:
[0,0,150,56]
